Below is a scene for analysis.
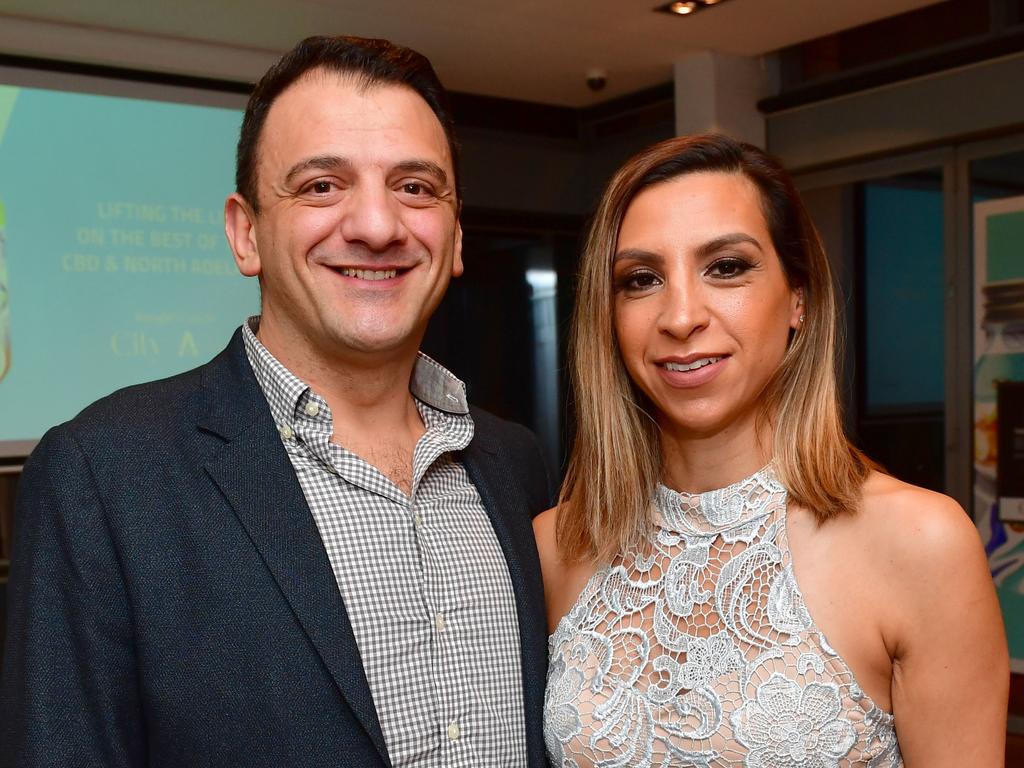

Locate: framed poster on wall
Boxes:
[0,80,257,457]
[974,195,1024,671]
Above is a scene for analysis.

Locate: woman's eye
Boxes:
[617,270,661,292]
[708,258,751,278]
[633,273,658,288]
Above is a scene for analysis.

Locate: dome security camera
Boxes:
[585,68,607,92]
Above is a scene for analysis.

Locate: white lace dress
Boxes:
[543,467,903,767]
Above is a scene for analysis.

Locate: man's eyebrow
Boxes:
[393,160,449,188]
[283,155,352,185]
[282,156,450,189]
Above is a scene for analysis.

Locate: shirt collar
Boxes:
[409,352,470,415]
[241,317,470,426]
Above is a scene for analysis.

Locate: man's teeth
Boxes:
[340,268,397,281]
[664,357,721,372]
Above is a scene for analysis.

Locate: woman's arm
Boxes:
[883,488,1008,766]
[533,506,598,634]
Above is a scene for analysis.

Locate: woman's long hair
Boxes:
[558,133,875,563]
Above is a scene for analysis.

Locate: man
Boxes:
[1,36,553,767]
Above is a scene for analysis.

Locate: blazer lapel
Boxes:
[197,331,391,766]
[460,429,550,767]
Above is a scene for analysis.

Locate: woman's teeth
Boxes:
[664,357,721,372]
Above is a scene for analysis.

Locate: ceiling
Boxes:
[0,0,948,106]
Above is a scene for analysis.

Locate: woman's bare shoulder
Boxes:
[532,506,561,582]
[533,505,599,634]
[856,471,990,616]
[859,471,979,557]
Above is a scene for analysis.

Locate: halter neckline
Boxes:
[655,465,785,534]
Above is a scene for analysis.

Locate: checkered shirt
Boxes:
[242,319,527,767]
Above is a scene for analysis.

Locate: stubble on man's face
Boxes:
[247,70,463,373]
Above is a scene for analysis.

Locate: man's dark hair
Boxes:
[236,35,460,212]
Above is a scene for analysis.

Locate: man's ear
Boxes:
[451,221,464,278]
[224,193,261,277]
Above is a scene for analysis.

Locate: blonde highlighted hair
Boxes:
[558,133,875,563]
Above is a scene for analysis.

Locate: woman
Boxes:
[534,134,1007,767]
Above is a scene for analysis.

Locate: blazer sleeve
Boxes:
[1,427,145,768]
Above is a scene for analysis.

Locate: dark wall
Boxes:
[424,87,675,474]
[455,85,675,217]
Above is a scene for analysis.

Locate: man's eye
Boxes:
[301,179,337,196]
[401,182,429,196]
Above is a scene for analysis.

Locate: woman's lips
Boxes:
[655,355,728,388]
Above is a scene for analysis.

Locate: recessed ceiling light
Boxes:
[655,0,730,16]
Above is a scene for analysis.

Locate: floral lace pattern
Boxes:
[544,468,903,767]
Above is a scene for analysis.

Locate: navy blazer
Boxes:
[1,330,554,767]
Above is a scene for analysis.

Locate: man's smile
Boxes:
[339,267,399,281]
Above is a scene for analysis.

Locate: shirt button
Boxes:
[447,721,460,741]
[435,612,446,631]
[414,514,423,529]
[304,402,319,417]
[279,424,294,440]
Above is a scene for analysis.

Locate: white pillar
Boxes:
[674,51,775,148]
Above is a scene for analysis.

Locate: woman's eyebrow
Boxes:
[693,233,763,260]
[613,233,762,265]
[612,248,661,265]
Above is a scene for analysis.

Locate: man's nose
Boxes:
[338,183,405,251]
[656,275,710,340]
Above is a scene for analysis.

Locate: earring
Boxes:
[799,314,805,323]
